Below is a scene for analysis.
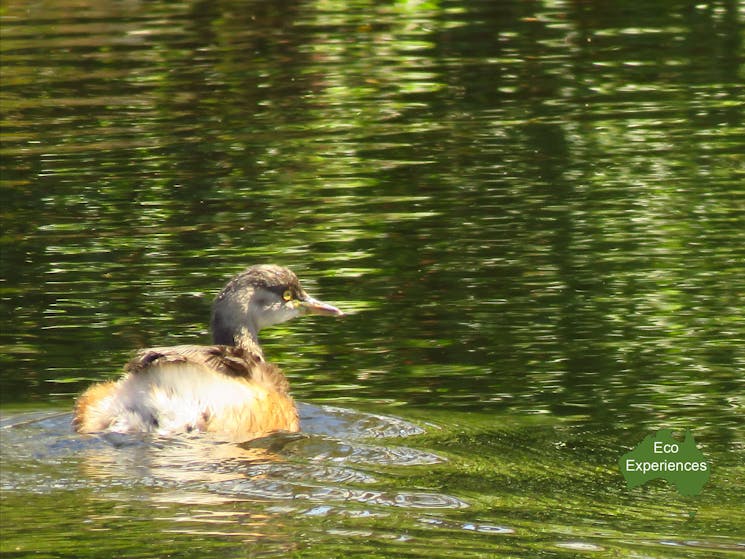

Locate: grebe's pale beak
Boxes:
[298,295,344,317]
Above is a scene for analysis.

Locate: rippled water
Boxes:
[1,405,448,501]
[3,405,742,558]
[2,0,744,557]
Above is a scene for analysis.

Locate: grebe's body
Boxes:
[73,265,343,441]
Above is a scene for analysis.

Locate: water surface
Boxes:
[1,0,744,557]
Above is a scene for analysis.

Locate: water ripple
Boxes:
[207,478,468,510]
[1,405,463,511]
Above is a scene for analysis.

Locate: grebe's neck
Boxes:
[210,285,261,347]
[231,327,264,358]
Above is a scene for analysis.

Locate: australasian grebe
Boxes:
[73,265,343,441]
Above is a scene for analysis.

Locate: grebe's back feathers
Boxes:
[124,344,289,394]
[73,345,298,439]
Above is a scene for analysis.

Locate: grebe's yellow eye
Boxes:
[282,289,293,301]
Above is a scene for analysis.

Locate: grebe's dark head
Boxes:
[210,264,343,347]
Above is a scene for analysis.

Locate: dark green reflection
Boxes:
[1,0,743,557]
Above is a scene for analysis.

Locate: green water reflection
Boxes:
[1,0,744,557]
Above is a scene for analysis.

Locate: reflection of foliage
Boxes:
[1,0,743,450]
